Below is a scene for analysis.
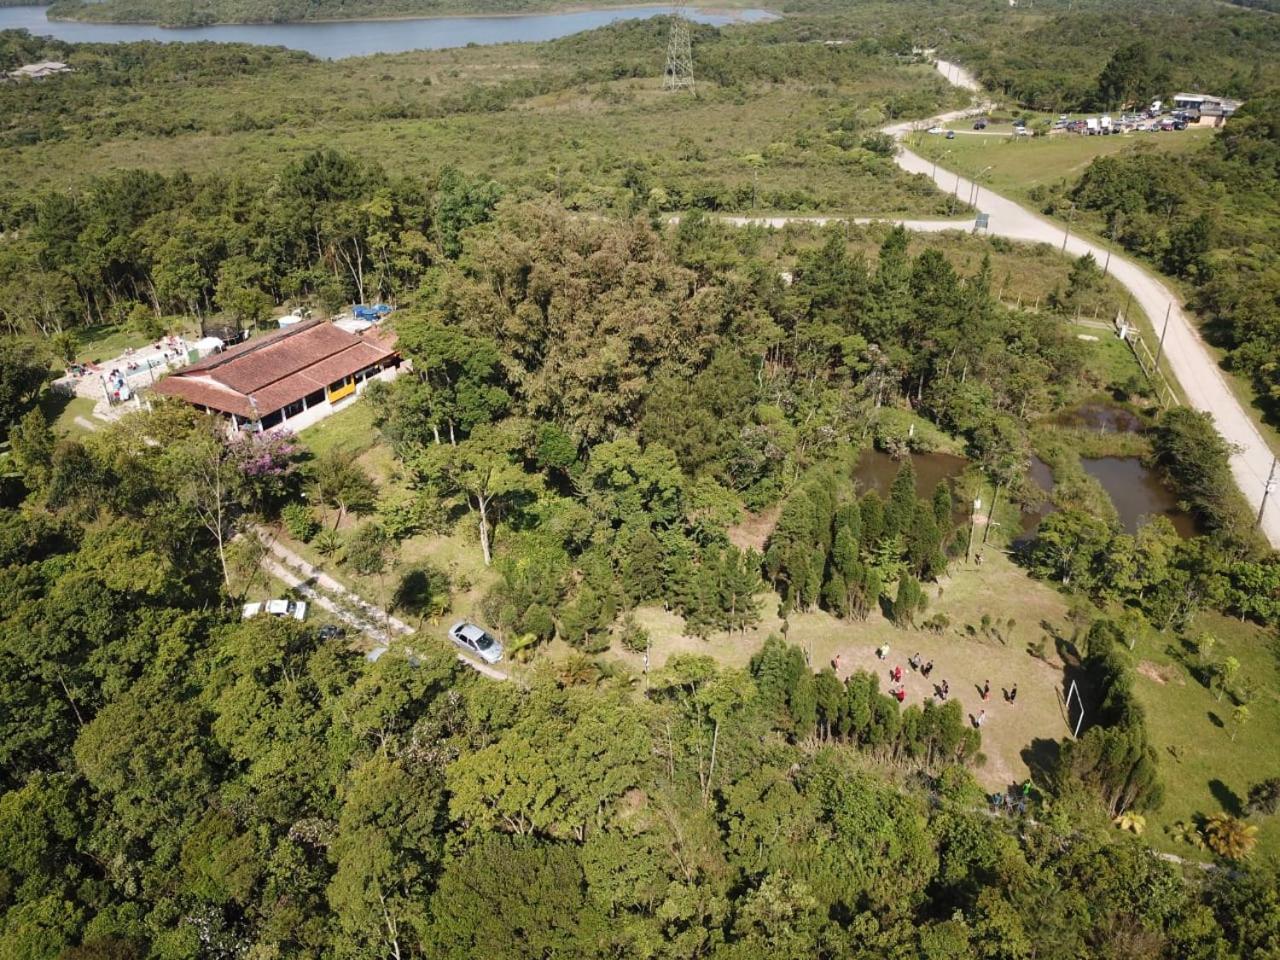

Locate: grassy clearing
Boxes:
[909,128,1215,206]
[3,39,961,217]
[297,400,380,459]
[1129,611,1280,861]
[38,391,98,438]
[611,550,1074,791]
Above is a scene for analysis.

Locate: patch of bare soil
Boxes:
[1137,660,1183,686]
[726,504,782,554]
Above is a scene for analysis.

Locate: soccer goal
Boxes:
[1066,680,1086,738]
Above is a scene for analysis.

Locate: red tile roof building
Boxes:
[153,319,400,431]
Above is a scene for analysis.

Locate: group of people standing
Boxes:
[840,644,1021,726]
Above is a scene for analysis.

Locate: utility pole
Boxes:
[1061,202,1075,253]
[1103,211,1122,277]
[663,3,694,92]
[969,164,992,207]
[967,496,981,564]
[1154,302,1172,369]
[1257,457,1279,531]
[982,482,1001,547]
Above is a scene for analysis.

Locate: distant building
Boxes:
[152,318,400,433]
[1172,93,1244,127]
[7,61,72,81]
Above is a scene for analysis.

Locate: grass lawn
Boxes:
[1130,610,1280,862]
[38,392,99,438]
[909,128,1215,206]
[297,400,380,459]
[70,320,198,366]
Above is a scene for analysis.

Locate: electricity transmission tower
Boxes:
[663,4,695,91]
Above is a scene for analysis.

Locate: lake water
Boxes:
[0,5,774,59]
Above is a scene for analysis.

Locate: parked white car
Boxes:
[242,599,308,621]
[927,125,945,134]
[448,621,504,664]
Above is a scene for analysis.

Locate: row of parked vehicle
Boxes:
[1053,111,1188,135]
[242,596,507,665]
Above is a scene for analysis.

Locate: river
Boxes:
[0,4,774,59]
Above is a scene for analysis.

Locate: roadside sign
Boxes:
[975,213,990,229]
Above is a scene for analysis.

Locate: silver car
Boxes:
[448,621,504,664]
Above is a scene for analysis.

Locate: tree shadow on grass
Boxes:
[1169,635,1214,691]
[1021,737,1060,786]
[1209,778,1243,816]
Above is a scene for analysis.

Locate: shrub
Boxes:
[618,613,650,654]
[281,502,320,542]
[312,529,342,557]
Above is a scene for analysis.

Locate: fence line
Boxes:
[1115,313,1179,408]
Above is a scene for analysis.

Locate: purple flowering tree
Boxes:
[232,430,303,511]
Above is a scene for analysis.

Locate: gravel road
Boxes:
[887,59,1278,548]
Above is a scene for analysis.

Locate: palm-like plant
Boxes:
[556,653,601,688]
[1203,813,1259,861]
[312,528,343,558]
[1166,820,1205,849]
[1113,811,1146,835]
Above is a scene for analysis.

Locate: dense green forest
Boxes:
[4,187,1280,956]
[3,3,1280,956]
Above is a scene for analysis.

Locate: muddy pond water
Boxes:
[1080,457,1198,537]
[1052,402,1146,433]
[853,414,1197,542]
[852,449,968,499]
[1019,454,1197,539]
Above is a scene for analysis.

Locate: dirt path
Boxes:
[257,528,509,682]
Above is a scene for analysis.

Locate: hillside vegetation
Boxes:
[0,19,960,211]
[1,6,1280,956]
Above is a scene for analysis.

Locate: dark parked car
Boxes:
[973,118,988,130]
[945,130,956,139]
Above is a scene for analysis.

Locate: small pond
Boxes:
[1017,454,1197,540]
[853,448,967,499]
[1081,456,1198,538]
[1016,455,1056,536]
[1053,402,1145,434]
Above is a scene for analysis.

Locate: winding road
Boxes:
[729,59,1279,547]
